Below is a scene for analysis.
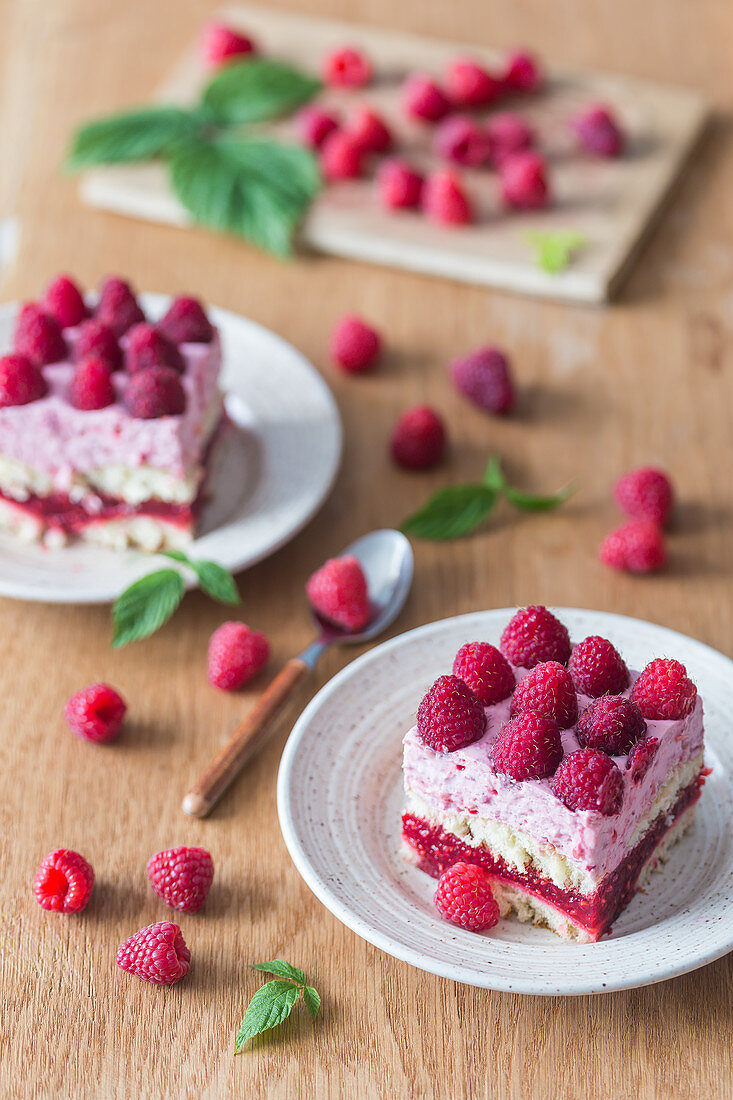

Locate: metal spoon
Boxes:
[182,529,414,817]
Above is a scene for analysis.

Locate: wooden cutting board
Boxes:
[80,4,708,304]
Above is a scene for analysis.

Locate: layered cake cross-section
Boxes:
[402,606,706,942]
[0,274,224,551]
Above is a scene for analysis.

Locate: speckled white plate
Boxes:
[0,295,341,602]
[278,608,733,994]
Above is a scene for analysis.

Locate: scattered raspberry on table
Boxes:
[485,112,534,166]
[323,46,372,88]
[376,158,424,210]
[147,846,214,913]
[64,683,127,743]
[201,22,257,67]
[306,554,371,632]
[346,106,392,153]
[329,314,381,373]
[34,848,95,913]
[573,104,625,157]
[501,50,544,93]
[422,169,473,226]
[320,129,366,181]
[434,115,492,168]
[499,151,550,209]
[402,73,452,123]
[434,861,499,932]
[293,104,339,150]
[390,405,446,470]
[613,467,674,526]
[599,519,666,574]
[207,622,270,691]
[449,345,515,414]
[116,921,191,985]
[444,57,500,108]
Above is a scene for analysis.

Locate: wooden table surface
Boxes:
[1,2,732,1097]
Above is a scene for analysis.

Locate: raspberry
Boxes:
[390,405,446,470]
[201,22,256,67]
[0,354,47,407]
[417,674,486,753]
[346,106,392,153]
[73,319,123,371]
[434,115,492,168]
[116,921,190,985]
[147,846,214,913]
[445,58,500,109]
[207,621,270,690]
[499,151,550,209]
[124,322,184,374]
[422,169,473,226]
[34,848,94,913]
[449,346,515,415]
[306,554,371,632]
[95,276,145,338]
[42,274,89,328]
[502,51,543,93]
[69,356,116,411]
[573,105,624,157]
[568,635,629,697]
[577,696,646,755]
[613,467,674,526]
[124,366,186,419]
[630,658,697,721]
[452,641,515,706]
[500,606,571,668]
[320,130,366,181]
[14,304,67,365]
[599,520,666,574]
[626,735,659,783]
[376,158,424,210]
[486,112,534,165]
[402,73,452,123]
[329,314,381,373]
[434,862,499,931]
[158,297,214,344]
[552,748,624,815]
[510,662,578,728]
[293,105,339,150]
[491,710,562,780]
[64,682,127,743]
[323,46,372,89]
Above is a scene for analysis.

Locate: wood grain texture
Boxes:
[1,1,732,1098]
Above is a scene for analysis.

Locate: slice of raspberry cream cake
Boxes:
[0,274,224,551]
[402,607,706,942]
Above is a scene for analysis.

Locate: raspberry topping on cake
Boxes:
[294,105,340,149]
[124,366,186,419]
[42,274,89,328]
[552,748,624,815]
[445,58,499,109]
[346,106,392,153]
[329,315,381,373]
[0,354,47,407]
[201,22,256,67]
[390,405,446,469]
[630,658,697,720]
[64,682,127,743]
[34,848,94,913]
[613,467,674,526]
[500,606,571,668]
[377,158,424,210]
[95,276,145,337]
[147,846,214,913]
[452,641,515,706]
[14,304,67,365]
[510,661,578,728]
[501,50,543,93]
[116,921,190,985]
[306,555,371,632]
[449,346,515,415]
[434,115,493,168]
[568,635,629,697]
[73,319,123,372]
[573,104,624,157]
[207,622,270,690]
[422,169,473,226]
[402,73,452,123]
[576,696,646,756]
[158,297,214,344]
[434,862,499,931]
[491,710,563,781]
[626,735,659,783]
[323,46,372,88]
[417,674,487,753]
[125,323,185,374]
[69,356,116,411]
[499,151,550,209]
[599,520,667,574]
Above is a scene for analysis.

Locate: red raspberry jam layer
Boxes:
[402,772,703,940]
[0,488,193,533]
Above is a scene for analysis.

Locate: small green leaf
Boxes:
[252,960,306,985]
[303,986,321,1019]
[190,560,240,604]
[502,481,577,512]
[202,58,320,125]
[402,485,498,541]
[483,456,506,492]
[525,230,587,274]
[235,981,301,1052]
[111,569,185,648]
[67,106,203,169]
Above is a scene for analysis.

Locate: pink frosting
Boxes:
[403,663,704,883]
[0,329,221,485]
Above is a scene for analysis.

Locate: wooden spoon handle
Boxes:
[181,657,311,818]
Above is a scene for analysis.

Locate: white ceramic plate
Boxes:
[0,295,341,602]
[278,608,733,995]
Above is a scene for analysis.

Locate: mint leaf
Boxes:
[202,58,320,125]
[483,456,506,492]
[189,560,240,604]
[502,481,577,512]
[252,960,306,985]
[67,107,202,169]
[111,568,185,648]
[525,230,587,274]
[235,981,301,1052]
[303,986,321,1019]
[402,485,497,541]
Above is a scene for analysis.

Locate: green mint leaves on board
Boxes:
[67,59,321,256]
[402,455,576,541]
[111,550,240,648]
[235,961,320,1052]
[525,230,588,273]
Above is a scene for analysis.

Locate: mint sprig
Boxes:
[235,960,320,1052]
[67,59,321,256]
[525,230,587,273]
[111,550,240,647]
[402,455,576,541]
